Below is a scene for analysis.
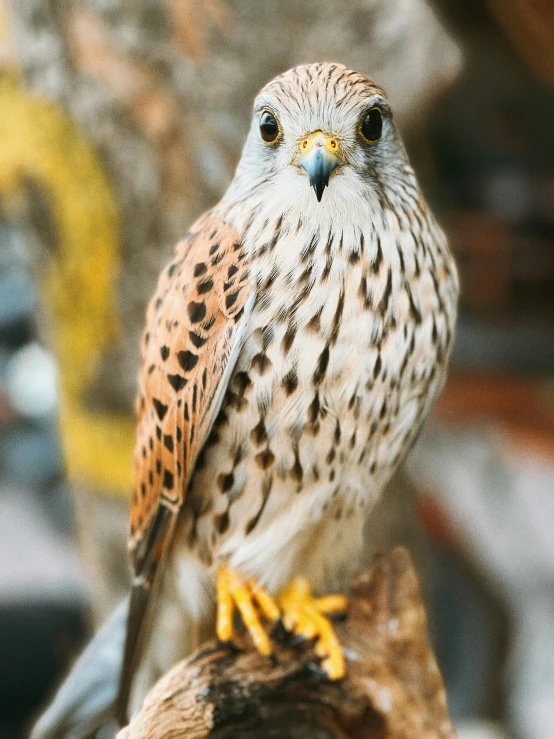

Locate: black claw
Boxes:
[191,640,238,664]
[305,660,329,679]
[270,618,287,641]
[217,639,240,655]
[269,651,278,667]
[271,619,307,647]
[326,610,348,623]
[285,633,309,647]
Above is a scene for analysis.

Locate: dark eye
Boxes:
[360,107,383,143]
[260,110,280,144]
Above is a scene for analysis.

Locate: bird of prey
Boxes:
[32,62,458,737]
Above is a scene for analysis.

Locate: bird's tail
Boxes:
[30,598,129,739]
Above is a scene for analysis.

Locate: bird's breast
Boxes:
[182,217,457,588]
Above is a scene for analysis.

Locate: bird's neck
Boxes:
[215,166,440,291]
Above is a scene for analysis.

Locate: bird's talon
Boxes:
[218,640,241,659]
[191,641,236,664]
[326,610,348,623]
[282,616,296,632]
[271,619,307,647]
[313,594,349,615]
[216,568,347,678]
[314,642,327,658]
[298,621,317,640]
[278,578,347,681]
[216,567,278,658]
[286,632,309,648]
[305,660,329,678]
[270,618,287,640]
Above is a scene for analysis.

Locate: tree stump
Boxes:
[118,548,455,739]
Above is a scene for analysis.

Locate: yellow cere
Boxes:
[300,130,340,155]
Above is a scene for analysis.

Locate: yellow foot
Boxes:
[216,567,280,657]
[278,577,348,680]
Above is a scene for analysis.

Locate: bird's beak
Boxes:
[296,131,344,202]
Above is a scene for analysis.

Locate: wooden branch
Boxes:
[118,548,455,738]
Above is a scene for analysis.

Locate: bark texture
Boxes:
[118,548,455,739]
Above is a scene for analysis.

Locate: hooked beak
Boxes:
[296,131,344,202]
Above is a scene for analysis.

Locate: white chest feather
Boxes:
[178,202,457,595]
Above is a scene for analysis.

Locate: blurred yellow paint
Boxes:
[0,71,134,497]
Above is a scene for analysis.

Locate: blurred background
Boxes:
[0,0,553,737]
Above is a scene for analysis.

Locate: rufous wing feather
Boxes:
[117,213,253,722]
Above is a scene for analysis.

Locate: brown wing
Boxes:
[117,214,253,721]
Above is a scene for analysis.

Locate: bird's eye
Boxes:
[260,110,281,145]
[360,107,383,144]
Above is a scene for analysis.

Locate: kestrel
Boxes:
[32,63,458,737]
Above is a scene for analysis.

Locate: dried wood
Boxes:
[119,547,455,739]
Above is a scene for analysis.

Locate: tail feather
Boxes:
[31,598,129,739]
[116,583,150,726]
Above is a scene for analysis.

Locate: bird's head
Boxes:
[232,63,410,211]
